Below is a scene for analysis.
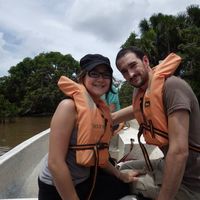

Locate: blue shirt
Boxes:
[102,85,120,112]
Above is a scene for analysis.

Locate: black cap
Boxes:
[80,54,113,73]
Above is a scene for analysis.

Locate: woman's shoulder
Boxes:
[57,98,76,113]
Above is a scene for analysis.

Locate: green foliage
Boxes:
[119,82,134,108]
[178,25,200,101]
[120,4,200,103]
[121,32,140,49]
[1,4,200,118]
[186,4,200,26]
[0,94,18,123]
[0,52,79,116]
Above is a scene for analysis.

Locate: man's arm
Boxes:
[157,110,189,200]
[111,105,135,125]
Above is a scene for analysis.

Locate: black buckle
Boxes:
[96,143,108,149]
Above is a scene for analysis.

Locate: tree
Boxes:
[0,94,18,123]
[119,81,134,108]
[0,52,79,116]
[120,4,200,103]
[121,32,139,49]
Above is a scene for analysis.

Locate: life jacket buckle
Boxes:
[96,143,108,149]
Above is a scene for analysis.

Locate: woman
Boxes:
[38,54,138,200]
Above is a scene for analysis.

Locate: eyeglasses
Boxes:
[88,70,112,79]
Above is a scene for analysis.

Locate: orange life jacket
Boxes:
[58,76,113,167]
[133,53,200,172]
[133,53,182,147]
[134,53,200,156]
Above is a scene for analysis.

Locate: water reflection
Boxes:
[0,116,51,155]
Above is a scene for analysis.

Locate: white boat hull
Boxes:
[0,129,49,199]
[0,120,163,200]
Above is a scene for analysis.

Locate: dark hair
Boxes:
[115,46,145,66]
[76,69,88,83]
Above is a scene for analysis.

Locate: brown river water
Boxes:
[0,116,51,156]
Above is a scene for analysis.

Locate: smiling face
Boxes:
[84,65,112,98]
[116,52,150,89]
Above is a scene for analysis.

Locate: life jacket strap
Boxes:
[117,138,134,164]
[69,143,109,150]
[142,123,200,153]
[87,145,99,200]
[189,144,200,152]
[69,142,109,199]
[142,123,168,139]
[138,124,153,172]
[70,143,106,200]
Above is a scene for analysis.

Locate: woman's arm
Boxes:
[102,161,140,183]
[48,99,79,200]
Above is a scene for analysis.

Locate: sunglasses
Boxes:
[88,70,112,79]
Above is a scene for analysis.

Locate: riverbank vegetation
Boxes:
[0,52,79,122]
[0,4,199,122]
[120,4,200,106]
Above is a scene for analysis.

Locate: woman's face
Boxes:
[84,65,112,98]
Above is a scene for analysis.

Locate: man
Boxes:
[113,46,200,200]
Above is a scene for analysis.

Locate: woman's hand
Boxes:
[118,169,146,183]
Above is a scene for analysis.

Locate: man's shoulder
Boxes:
[164,76,190,91]
[165,75,185,85]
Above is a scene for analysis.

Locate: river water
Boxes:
[0,116,51,156]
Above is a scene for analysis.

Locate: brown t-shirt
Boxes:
[163,76,200,192]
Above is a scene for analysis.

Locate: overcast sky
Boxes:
[0,0,199,80]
